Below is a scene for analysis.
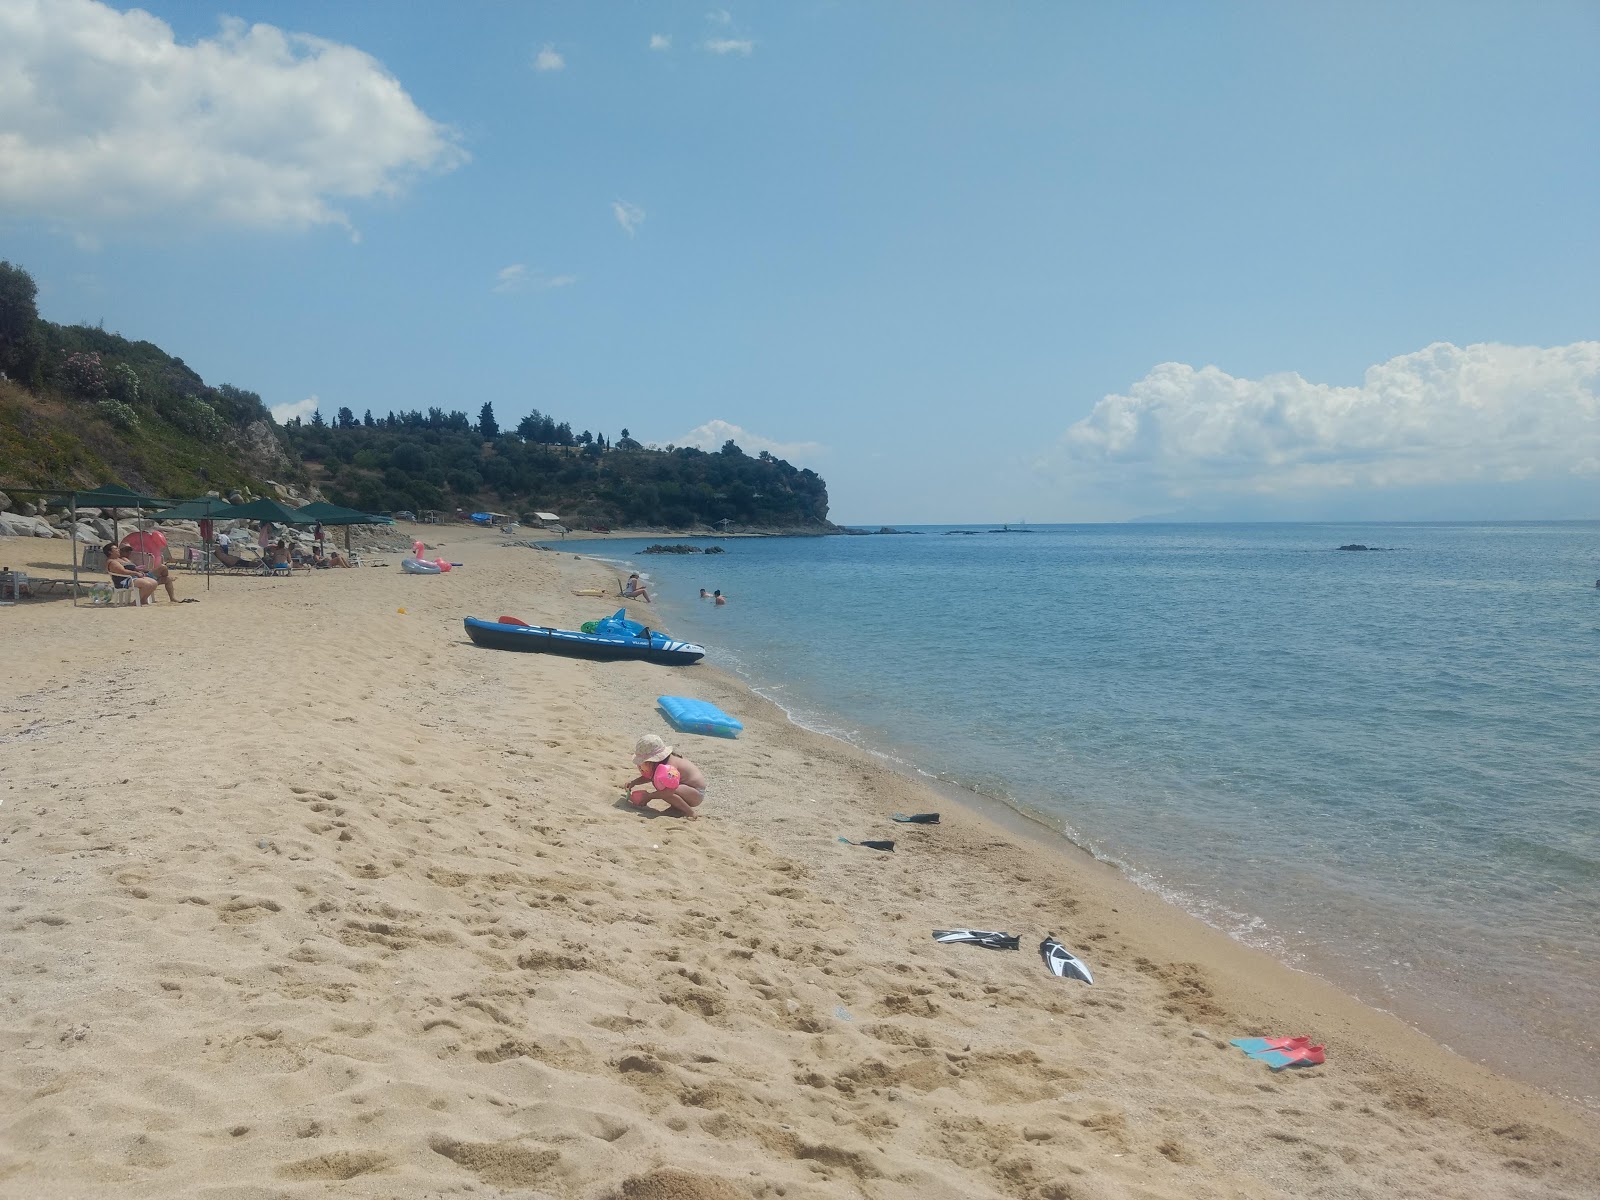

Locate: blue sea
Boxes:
[572,523,1600,1103]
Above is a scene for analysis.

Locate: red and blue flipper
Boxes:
[1230,1037,1325,1070]
[1230,1035,1308,1056]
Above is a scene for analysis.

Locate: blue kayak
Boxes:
[463,616,705,665]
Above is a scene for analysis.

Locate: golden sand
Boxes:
[1,527,1595,1199]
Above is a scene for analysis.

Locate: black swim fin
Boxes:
[891,812,940,824]
[932,929,1020,951]
[1039,934,1093,983]
[838,838,896,851]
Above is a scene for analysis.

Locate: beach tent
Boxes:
[39,483,174,606]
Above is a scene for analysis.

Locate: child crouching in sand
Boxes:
[625,734,707,820]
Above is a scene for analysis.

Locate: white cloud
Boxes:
[533,44,564,71]
[494,264,577,293]
[704,38,754,56]
[612,199,645,236]
[649,34,671,51]
[0,1,465,235]
[706,9,733,25]
[271,395,320,424]
[1053,341,1600,502]
[493,264,528,292]
[669,420,825,463]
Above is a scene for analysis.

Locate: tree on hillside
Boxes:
[0,260,43,385]
[337,406,356,429]
[478,402,499,441]
[310,409,326,428]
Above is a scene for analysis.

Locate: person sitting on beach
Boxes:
[103,543,161,606]
[624,734,706,820]
[623,572,652,603]
[117,540,178,603]
[267,540,292,572]
[324,546,351,568]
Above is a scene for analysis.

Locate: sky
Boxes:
[1,0,1596,523]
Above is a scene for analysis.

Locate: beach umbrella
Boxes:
[216,497,315,562]
[155,496,242,591]
[291,501,395,556]
[219,497,312,524]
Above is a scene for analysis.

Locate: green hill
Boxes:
[286,411,832,530]
[0,259,832,529]
[0,262,299,500]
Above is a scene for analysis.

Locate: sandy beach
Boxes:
[2,525,1596,1200]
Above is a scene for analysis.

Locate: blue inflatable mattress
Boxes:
[658,695,743,738]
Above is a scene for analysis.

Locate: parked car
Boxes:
[392,510,417,522]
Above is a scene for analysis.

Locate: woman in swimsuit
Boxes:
[103,544,160,605]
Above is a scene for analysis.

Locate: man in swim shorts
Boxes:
[624,734,706,820]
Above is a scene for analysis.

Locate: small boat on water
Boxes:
[463,614,705,665]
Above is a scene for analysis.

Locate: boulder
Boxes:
[20,501,38,517]
[0,513,59,538]
[0,489,10,512]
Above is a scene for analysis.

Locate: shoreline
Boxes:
[581,542,1600,1114]
[3,526,1596,1198]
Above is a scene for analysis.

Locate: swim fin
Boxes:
[932,929,1021,951]
[891,813,940,824]
[1229,1036,1310,1056]
[1039,935,1093,984]
[1230,1037,1324,1070]
[838,838,896,851]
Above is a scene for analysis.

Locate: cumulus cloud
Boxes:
[533,44,564,71]
[271,395,320,424]
[0,0,465,235]
[612,199,645,236]
[704,38,754,55]
[649,34,671,51]
[1053,341,1600,502]
[669,420,824,463]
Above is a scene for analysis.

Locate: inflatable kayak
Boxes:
[463,616,705,665]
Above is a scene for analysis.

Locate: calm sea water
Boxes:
[571,523,1600,1103]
